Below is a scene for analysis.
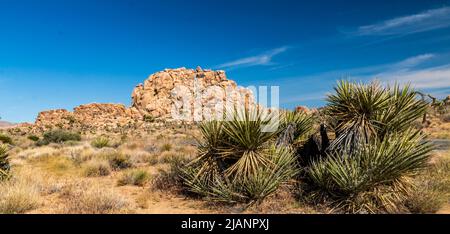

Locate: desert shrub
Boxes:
[152,155,187,191]
[145,156,159,165]
[0,177,40,214]
[27,135,40,142]
[0,134,13,145]
[117,169,150,186]
[405,158,450,213]
[302,81,432,213]
[0,144,10,180]
[143,114,155,123]
[82,160,111,177]
[91,136,110,149]
[160,143,172,152]
[37,130,81,146]
[64,187,129,214]
[181,108,301,204]
[101,152,133,170]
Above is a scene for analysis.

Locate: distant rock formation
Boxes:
[0,121,16,129]
[29,67,255,133]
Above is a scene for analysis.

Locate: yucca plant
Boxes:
[182,107,301,204]
[0,144,10,180]
[182,145,298,203]
[303,80,432,213]
[326,80,427,152]
[307,130,432,213]
[277,110,314,146]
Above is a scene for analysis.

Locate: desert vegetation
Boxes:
[0,80,449,214]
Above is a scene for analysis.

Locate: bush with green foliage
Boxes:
[117,169,150,186]
[91,136,110,148]
[143,114,155,123]
[0,134,13,145]
[37,130,81,146]
[0,144,10,180]
[303,80,432,213]
[27,135,40,142]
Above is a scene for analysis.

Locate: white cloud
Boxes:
[356,7,450,36]
[217,47,289,69]
[375,65,450,89]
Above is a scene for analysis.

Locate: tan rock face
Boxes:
[31,67,255,132]
[131,67,254,121]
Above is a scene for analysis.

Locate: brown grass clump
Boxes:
[82,159,111,177]
[405,157,450,213]
[0,168,42,214]
[63,185,130,214]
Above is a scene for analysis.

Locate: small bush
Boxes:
[91,136,110,149]
[117,169,150,186]
[0,134,13,145]
[160,143,172,152]
[143,114,155,123]
[27,135,40,142]
[152,156,187,191]
[38,130,81,146]
[101,152,133,170]
[405,159,450,213]
[64,187,129,214]
[82,160,111,177]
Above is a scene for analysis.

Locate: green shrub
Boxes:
[143,114,155,123]
[0,144,10,180]
[27,135,40,142]
[91,136,110,149]
[117,169,150,186]
[38,130,81,146]
[0,134,13,145]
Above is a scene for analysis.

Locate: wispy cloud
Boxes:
[356,7,450,36]
[217,47,289,69]
[375,65,450,89]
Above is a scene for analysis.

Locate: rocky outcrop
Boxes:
[30,67,255,132]
[131,67,254,120]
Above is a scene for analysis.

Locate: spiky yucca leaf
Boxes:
[326,80,426,152]
[278,110,314,145]
[0,144,10,180]
[219,107,281,181]
[181,145,298,203]
[306,130,432,213]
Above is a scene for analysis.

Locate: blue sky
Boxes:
[1,0,450,122]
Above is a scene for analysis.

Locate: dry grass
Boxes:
[82,159,111,177]
[62,184,131,214]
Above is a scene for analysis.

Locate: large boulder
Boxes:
[131,67,255,121]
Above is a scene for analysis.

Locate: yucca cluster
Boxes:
[182,80,432,213]
[0,144,10,180]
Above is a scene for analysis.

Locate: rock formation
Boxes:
[131,67,254,120]
[29,67,255,132]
